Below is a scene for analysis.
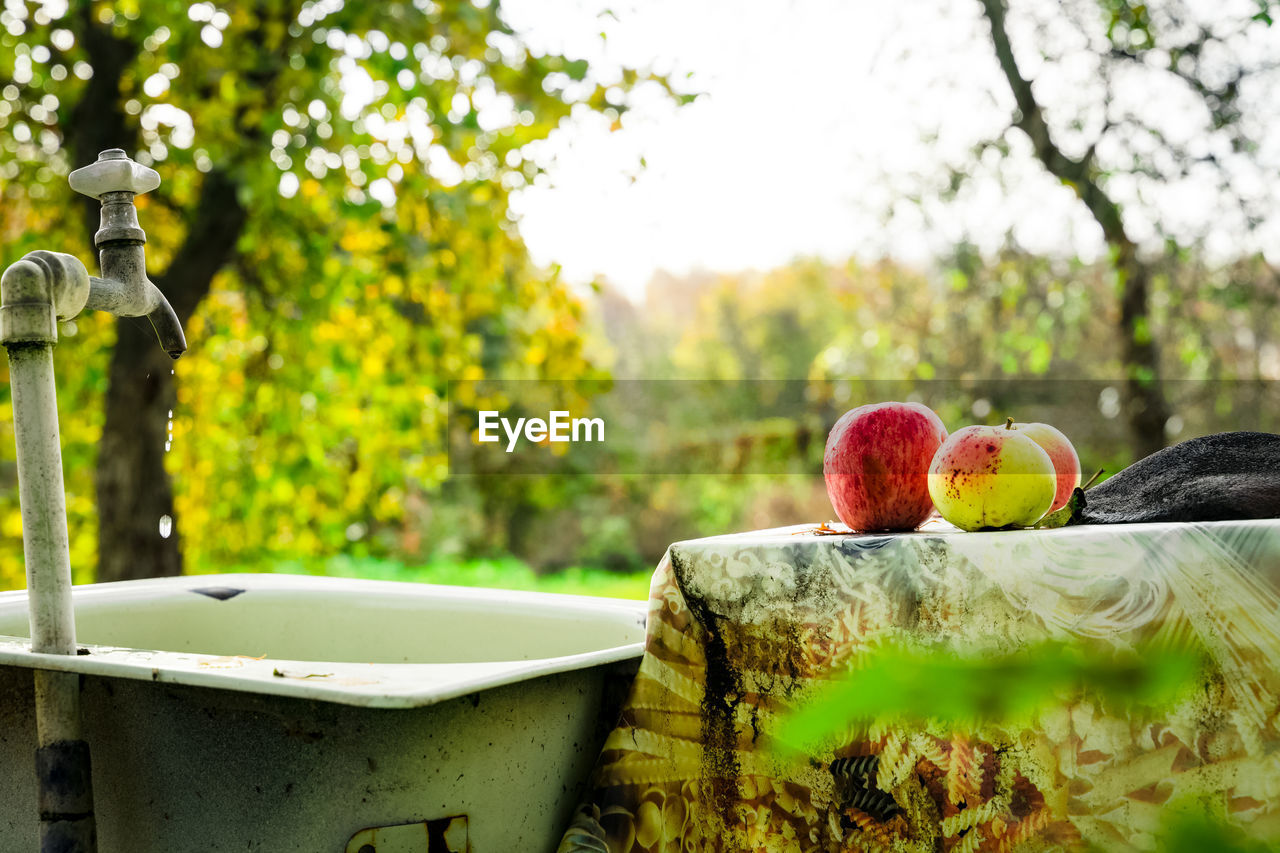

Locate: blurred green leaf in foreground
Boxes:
[1153,806,1279,853]
[773,640,1203,757]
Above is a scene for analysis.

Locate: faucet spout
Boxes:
[147,288,187,359]
[86,275,187,359]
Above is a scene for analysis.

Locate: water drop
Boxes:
[164,441,171,452]
[158,515,173,538]
[168,409,173,418]
[1098,386,1121,420]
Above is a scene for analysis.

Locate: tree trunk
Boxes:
[978,0,1170,461]
[93,169,246,581]
[1116,245,1170,460]
[95,319,181,581]
[65,8,271,581]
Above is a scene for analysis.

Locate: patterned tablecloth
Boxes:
[557,518,1280,852]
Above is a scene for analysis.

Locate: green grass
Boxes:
[199,554,653,600]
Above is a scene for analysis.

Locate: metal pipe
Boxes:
[33,672,95,852]
[8,344,77,655]
[3,276,97,851]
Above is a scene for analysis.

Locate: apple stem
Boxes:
[1082,467,1104,490]
[1004,417,1014,430]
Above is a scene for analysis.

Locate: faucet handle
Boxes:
[69,149,160,199]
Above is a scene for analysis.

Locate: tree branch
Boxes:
[978,0,1169,456]
[978,0,1129,247]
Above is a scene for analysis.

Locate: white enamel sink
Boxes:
[0,572,646,708]
[0,573,648,851]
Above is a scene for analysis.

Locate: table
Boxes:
[557,518,1280,852]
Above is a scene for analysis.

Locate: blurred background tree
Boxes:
[0,0,666,582]
[0,0,1274,592]
[975,0,1279,458]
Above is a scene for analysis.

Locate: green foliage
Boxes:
[442,247,1278,576]
[805,251,1107,384]
[0,0,671,584]
[772,640,1202,756]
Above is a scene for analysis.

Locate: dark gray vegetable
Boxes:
[1075,431,1280,524]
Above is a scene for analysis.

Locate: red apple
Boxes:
[1010,422,1082,512]
[823,402,948,531]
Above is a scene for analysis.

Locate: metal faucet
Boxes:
[0,149,186,357]
[72,148,187,358]
[0,148,186,853]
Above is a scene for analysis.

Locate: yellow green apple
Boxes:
[1010,421,1081,512]
[927,419,1056,530]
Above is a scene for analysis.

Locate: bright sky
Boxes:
[502,0,1280,300]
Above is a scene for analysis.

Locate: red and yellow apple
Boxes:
[1010,422,1081,512]
[823,402,948,531]
[927,420,1056,531]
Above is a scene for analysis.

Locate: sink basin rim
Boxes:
[0,574,648,709]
